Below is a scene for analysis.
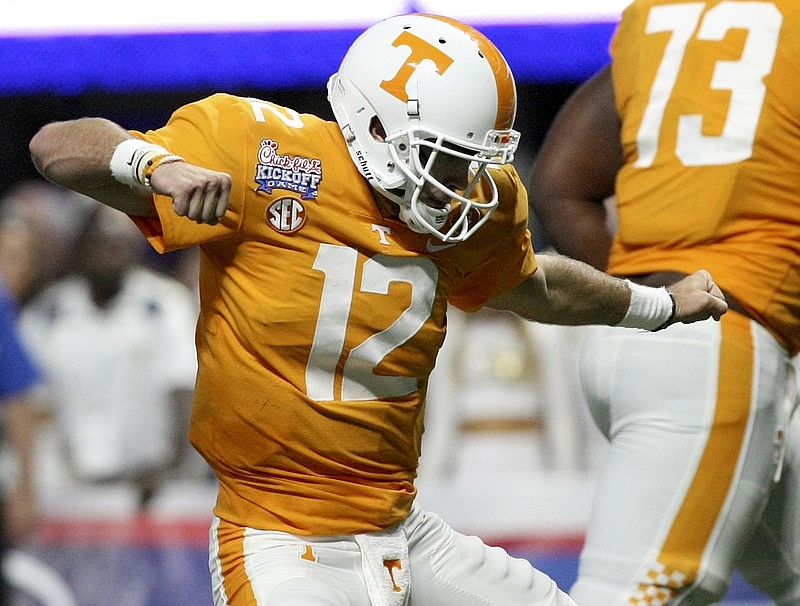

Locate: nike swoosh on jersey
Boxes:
[425,239,457,252]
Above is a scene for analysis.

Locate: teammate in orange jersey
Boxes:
[530,1,800,604]
[29,13,726,606]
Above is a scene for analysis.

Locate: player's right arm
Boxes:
[30,117,230,224]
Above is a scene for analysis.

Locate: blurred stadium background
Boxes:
[0,1,771,604]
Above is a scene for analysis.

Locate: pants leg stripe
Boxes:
[652,313,755,594]
[210,517,260,606]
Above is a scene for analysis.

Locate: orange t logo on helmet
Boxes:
[379,30,454,102]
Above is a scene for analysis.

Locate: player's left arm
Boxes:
[487,253,728,330]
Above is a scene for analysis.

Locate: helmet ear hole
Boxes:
[369,116,387,142]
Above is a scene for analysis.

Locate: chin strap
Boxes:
[398,201,450,235]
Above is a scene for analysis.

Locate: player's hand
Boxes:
[149,161,232,225]
[666,270,728,326]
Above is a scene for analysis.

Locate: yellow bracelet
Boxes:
[142,153,185,191]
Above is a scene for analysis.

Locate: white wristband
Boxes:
[109,138,172,190]
[616,280,675,331]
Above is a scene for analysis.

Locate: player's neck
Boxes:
[371,190,400,220]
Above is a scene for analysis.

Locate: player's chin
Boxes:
[418,192,450,210]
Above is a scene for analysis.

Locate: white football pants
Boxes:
[209,505,576,606]
[571,312,799,605]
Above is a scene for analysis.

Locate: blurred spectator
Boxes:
[0,220,38,305]
[422,305,599,478]
[0,181,94,305]
[0,276,39,603]
[416,306,606,538]
[20,204,206,512]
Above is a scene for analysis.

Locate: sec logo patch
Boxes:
[267,197,307,234]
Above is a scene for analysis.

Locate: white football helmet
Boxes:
[327,13,520,242]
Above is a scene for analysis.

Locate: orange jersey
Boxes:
[609,0,800,354]
[130,93,536,534]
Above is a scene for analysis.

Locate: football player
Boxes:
[530,1,800,604]
[30,13,727,606]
